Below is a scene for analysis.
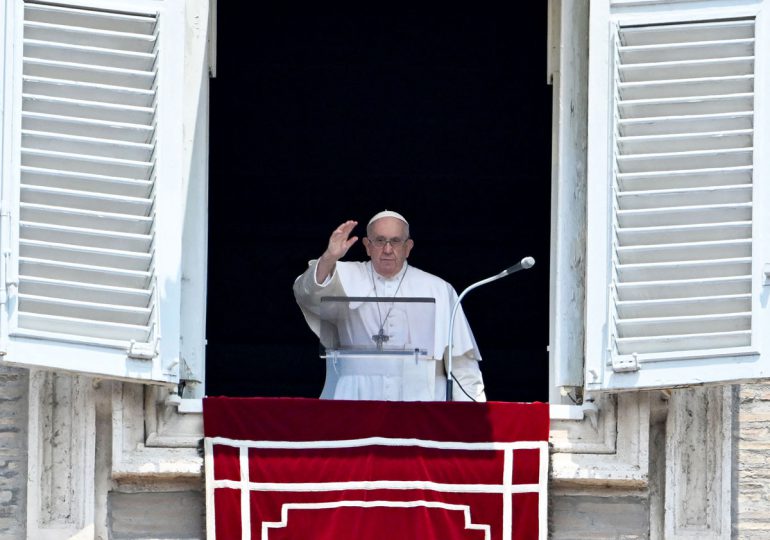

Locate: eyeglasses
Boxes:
[368,236,409,248]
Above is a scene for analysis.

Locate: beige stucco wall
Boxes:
[0,366,27,540]
[734,383,770,539]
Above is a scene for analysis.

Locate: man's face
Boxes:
[363,217,414,278]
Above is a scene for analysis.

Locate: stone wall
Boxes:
[8,369,770,539]
[549,493,650,539]
[735,383,770,539]
[109,491,204,539]
[0,366,27,540]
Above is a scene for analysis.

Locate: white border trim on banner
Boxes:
[204,437,549,540]
[262,500,492,540]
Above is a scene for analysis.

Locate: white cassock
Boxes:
[293,260,486,401]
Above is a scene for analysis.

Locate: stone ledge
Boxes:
[550,393,650,488]
[112,445,202,480]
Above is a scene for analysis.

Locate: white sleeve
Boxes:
[293,259,347,336]
[451,354,487,402]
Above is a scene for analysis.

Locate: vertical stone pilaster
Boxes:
[26,370,95,539]
[665,386,731,539]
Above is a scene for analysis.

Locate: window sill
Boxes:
[181,399,585,420]
[179,398,203,414]
[549,404,585,420]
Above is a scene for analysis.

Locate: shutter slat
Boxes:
[19,257,151,289]
[616,276,751,301]
[620,57,754,82]
[24,39,155,72]
[617,203,751,228]
[20,221,152,252]
[20,239,151,272]
[619,75,754,100]
[618,184,751,209]
[617,293,751,319]
[22,130,153,161]
[617,149,752,173]
[617,312,750,338]
[617,165,752,191]
[619,94,753,118]
[617,239,751,264]
[21,148,152,179]
[24,21,156,53]
[21,166,153,197]
[24,76,155,107]
[18,312,150,342]
[21,204,153,235]
[23,58,155,90]
[19,294,151,326]
[23,94,154,124]
[619,39,754,64]
[616,331,751,355]
[620,20,754,46]
[617,257,751,282]
[619,112,753,137]
[23,112,154,143]
[24,4,157,35]
[618,129,752,155]
[21,184,152,215]
[617,221,751,245]
[19,275,151,307]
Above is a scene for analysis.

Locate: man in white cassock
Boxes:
[293,210,486,401]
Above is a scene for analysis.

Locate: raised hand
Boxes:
[325,220,359,261]
[316,220,358,282]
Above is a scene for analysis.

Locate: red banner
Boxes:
[204,398,549,540]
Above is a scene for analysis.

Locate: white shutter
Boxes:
[0,0,186,383]
[18,2,158,346]
[585,2,770,392]
[612,18,754,357]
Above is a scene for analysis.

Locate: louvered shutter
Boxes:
[1,0,185,383]
[585,2,770,392]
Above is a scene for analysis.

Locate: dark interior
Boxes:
[206,12,553,402]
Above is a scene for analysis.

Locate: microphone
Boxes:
[446,257,535,402]
[503,256,535,276]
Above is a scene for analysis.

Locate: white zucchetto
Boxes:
[367,210,409,227]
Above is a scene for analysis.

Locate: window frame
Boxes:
[583,0,770,393]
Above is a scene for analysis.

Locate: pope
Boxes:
[293,210,486,401]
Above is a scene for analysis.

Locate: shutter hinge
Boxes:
[612,352,640,373]
[764,263,770,286]
[127,338,159,360]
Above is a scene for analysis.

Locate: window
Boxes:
[206,13,552,403]
[584,0,770,392]
[0,0,194,384]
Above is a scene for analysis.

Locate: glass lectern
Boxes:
[319,296,439,401]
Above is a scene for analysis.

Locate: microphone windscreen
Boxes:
[503,257,535,276]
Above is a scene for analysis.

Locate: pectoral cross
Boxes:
[372,328,389,350]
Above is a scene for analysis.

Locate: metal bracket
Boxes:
[127,339,159,360]
[611,352,640,373]
[179,356,202,384]
[581,400,600,430]
[764,263,770,286]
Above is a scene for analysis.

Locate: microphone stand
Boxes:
[446,257,535,402]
